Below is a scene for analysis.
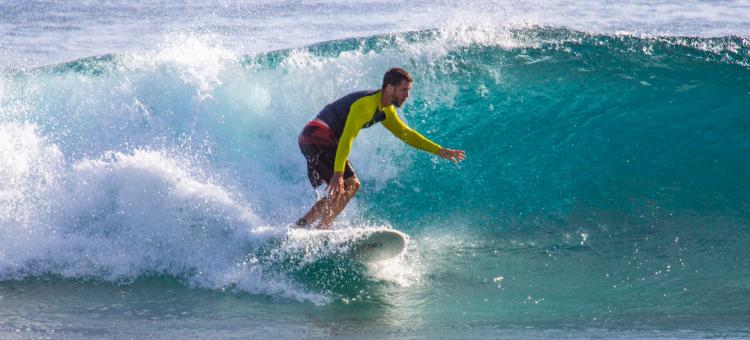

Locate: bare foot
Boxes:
[293,218,311,229]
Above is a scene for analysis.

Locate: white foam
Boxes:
[0,123,64,268]
[0,125,328,302]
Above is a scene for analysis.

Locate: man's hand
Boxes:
[437,148,466,163]
[327,172,345,198]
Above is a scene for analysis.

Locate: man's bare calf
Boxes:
[296,177,360,229]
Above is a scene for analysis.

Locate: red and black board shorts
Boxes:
[298,120,355,188]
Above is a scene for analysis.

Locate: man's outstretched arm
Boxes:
[382,108,466,162]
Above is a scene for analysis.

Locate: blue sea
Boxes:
[1,1,749,338]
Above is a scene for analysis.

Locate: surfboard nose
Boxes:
[348,230,406,262]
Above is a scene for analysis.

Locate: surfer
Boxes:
[295,68,466,229]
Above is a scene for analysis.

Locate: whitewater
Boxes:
[1,1,749,338]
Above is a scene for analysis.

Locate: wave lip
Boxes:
[3,0,750,69]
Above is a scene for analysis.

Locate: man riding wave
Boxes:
[296,68,466,229]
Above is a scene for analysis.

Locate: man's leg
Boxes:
[318,176,360,229]
[295,177,360,228]
[296,195,332,227]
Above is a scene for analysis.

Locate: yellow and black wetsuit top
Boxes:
[316,89,442,172]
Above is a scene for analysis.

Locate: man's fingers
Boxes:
[328,183,344,199]
[438,149,466,163]
[451,150,466,163]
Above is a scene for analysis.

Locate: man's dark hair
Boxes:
[382,67,412,89]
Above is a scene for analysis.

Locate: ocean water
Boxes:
[1,1,750,338]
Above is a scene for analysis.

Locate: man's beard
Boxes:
[393,97,404,107]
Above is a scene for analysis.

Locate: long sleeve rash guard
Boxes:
[315,89,442,172]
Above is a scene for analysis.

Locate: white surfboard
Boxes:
[345,229,407,262]
[283,227,407,262]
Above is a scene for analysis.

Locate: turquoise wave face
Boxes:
[1,27,749,325]
[351,30,750,230]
